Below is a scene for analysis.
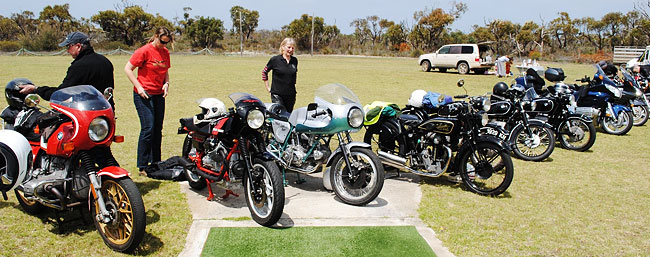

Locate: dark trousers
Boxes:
[271,93,296,112]
[133,92,165,169]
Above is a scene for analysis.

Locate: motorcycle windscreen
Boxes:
[228,92,265,109]
[313,83,360,105]
[50,85,111,111]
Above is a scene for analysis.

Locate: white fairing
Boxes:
[0,130,32,191]
[271,119,291,142]
[408,89,427,107]
[288,106,332,128]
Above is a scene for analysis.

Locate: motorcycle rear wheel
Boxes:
[243,159,284,227]
[459,142,513,196]
[511,124,555,162]
[330,148,384,206]
[14,189,45,214]
[91,177,146,253]
[182,135,207,190]
[601,111,633,135]
[632,105,649,126]
[558,119,596,151]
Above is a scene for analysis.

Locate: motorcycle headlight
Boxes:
[347,107,364,128]
[482,97,491,112]
[88,117,109,142]
[246,109,265,129]
[606,85,622,98]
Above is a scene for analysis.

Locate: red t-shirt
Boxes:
[129,43,171,95]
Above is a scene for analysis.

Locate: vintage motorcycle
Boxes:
[179,93,284,227]
[0,81,145,253]
[573,64,634,135]
[364,80,514,196]
[264,83,384,206]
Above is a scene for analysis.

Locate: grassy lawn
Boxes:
[202,226,434,257]
[0,54,648,256]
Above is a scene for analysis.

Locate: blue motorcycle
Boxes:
[264,83,384,206]
[573,64,634,135]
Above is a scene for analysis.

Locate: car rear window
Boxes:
[461,46,474,54]
[449,46,461,54]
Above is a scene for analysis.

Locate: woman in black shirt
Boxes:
[262,38,298,112]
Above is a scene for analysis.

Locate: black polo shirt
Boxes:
[264,55,298,95]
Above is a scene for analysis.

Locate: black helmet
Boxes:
[5,78,32,108]
[493,82,509,96]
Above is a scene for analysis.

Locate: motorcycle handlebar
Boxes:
[311,110,328,118]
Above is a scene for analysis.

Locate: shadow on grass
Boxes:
[133,232,163,256]
[0,201,14,209]
[419,175,513,199]
[135,180,162,196]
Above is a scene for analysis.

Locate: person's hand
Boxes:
[162,82,169,98]
[18,84,36,94]
[136,87,149,99]
[264,81,270,93]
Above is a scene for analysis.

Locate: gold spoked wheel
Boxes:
[91,177,145,253]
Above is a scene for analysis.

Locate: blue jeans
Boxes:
[133,92,165,169]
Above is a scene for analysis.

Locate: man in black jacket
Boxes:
[19,32,115,108]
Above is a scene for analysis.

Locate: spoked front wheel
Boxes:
[459,142,514,196]
[182,135,207,190]
[243,159,284,227]
[558,118,596,151]
[330,148,384,206]
[91,177,146,253]
[511,124,555,161]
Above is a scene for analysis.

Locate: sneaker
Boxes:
[139,168,147,176]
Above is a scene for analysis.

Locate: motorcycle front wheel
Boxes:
[330,148,384,206]
[459,142,514,196]
[243,159,284,227]
[90,177,146,253]
[182,135,207,190]
[632,105,649,126]
[601,111,634,135]
[511,124,555,161]
[558,118,597,151]
[14,189,45,214]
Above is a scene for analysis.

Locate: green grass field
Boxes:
[0,55,649,256]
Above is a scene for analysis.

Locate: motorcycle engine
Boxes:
[415,133,451,175]
[283,144,307,165]
[22,155,68,200]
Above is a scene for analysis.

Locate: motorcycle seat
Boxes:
[179,117,212,135]
[398,114,421,126]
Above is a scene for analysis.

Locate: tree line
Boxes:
[1,1,650,61]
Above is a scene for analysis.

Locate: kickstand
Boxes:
[294,172,306,184]
[221,189,239,199]
[206,179,215,201]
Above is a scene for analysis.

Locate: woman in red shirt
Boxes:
[124,27,172,174]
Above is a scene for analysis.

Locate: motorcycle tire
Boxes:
[510,124,555,162]
[632,105,649,126]
[458,142,513,196]
[14,189,45,214]
[90,177,146,253]
[601,111,634,135]
[182,135,207,190]
[330,147,384,206]
[243,159,284,227]
[558,119,596,152]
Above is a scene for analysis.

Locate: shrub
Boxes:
[529,50,541,60]
[410,49,423,58]
[0,41,21,52]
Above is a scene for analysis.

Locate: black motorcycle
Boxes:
[178,93,284,227]
[364,80,514,196]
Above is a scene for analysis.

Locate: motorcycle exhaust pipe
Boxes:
[45,184,66,210]
[377,150,407,169]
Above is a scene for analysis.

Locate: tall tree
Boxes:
[0,16,20,40]
[185,16,224,48]
[39,4,77,33]
[229,6,259,41]
[92,5,172,46]
[11,11,37,36]
[409,2,467,51]
[548,12,578,50]
[284,14,337,51]
[350,18,371,45]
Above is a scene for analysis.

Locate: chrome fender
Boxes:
[322,142,372,191]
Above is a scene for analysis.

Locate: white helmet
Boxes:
[408,89,427,107]
[198,98,226,119]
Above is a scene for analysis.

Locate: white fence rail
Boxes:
[613,46,645,64]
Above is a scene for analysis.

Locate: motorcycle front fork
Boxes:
[88,172,112,224]
[336,132,360,175]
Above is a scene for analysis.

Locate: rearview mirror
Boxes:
[457,79,465,88]
[103,87,113,101]
[307,103,318,111]
[24,94,40,108]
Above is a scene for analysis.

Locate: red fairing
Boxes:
[48,103,115,156]
[97,166,129,178]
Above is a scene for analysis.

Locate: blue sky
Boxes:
[1,0,644,34]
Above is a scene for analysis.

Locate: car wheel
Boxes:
[457,62,469,75]
[421,60,431,72]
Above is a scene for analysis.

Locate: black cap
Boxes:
[58,32,89,47]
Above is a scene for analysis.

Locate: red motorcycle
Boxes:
[0,82,145,253]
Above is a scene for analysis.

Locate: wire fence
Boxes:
[0,47,262,56]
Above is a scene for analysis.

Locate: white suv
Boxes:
[418,43,494,74]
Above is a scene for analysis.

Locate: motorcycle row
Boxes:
[1,61,648,252]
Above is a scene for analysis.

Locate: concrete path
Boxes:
[178,171,455,257]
